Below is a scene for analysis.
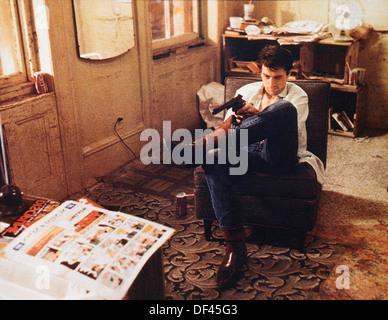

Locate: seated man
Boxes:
[201,45,325,288]
[169,45,324,288]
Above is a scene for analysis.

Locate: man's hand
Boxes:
[233,103,259,123]
[218,114,234,132]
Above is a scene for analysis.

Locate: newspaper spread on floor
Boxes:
[0,200,174,300]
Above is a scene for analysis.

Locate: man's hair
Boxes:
[257,45,293,74]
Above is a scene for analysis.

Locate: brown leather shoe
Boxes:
[217,227,247,289]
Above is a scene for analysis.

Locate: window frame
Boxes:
[0,0,41,103]
[150,0,204,53]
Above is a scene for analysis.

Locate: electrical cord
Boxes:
[114,118,137,159]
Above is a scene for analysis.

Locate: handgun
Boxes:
[212,94,246,115]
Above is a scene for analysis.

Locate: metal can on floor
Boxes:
[175,192,187,217]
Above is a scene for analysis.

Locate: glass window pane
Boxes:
[171,0,195,36]
[0,0,23,77]
[149,0,166,40]
[150,0,198,41]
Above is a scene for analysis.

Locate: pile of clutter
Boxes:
[228,15,373,42]
[228,16,277,36]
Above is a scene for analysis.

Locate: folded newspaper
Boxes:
[0,200,174,300]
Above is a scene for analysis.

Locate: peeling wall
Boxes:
[359,32,388,130]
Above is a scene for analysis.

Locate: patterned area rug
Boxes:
[71,160,345,300]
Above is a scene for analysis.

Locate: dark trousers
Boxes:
[203,100,299,230]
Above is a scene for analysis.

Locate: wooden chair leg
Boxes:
[203,219,213,241]
[295,230,307,252]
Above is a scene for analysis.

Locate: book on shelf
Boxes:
[330,109,354,132]
[339,110,354,130]
[348,67,366,86]
[246,62,260,74]
[231,60,260,74]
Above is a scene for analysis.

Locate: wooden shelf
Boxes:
[330,83,362,93]
[328,129,355,137]
[317,37,353,46]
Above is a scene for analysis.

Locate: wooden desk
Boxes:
[125,248,165,300]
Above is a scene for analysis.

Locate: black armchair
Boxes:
[194,77,330,249]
